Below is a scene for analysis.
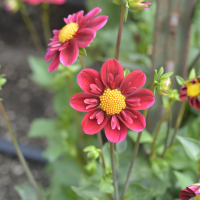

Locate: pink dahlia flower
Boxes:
[20,0,66,5]
[180,184,200,200]
[45,7,108,72]
[179,78,200,110]
[70,59,155,143]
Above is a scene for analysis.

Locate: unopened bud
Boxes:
[84,146,100,160]
[156,78,171,96]
[128,0,152,11]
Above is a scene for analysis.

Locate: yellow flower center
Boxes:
[186,79,200,97]
[99,88,126,115]
[58,23,79,43]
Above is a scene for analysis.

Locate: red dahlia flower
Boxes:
[45,7,108,72]
[70,59,155,143]
[179,78,200,110]
[20,0,66,5]
[180,184,200,200]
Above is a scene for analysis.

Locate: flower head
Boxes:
[180,184,200,200]
[45,8,108,72]
[179,78,200,110]
[128,0,152,11]
[20,0,66,5]
[70,59,155,143]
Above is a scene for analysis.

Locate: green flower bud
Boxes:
[156,78,171,96]
[128,0,152,11]
[168,89,180,101]
[84,146,100,160]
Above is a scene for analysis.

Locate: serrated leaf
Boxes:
[174,171,194,189]
[160,71,173,80]
[157,67,164,79]
[188,68,196,80]
[176,75,185,86]
[176,136,200,161]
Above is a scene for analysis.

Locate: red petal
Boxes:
[81,109,107,135]
[70,93,99,112]
[60,39,79,66]
[194,97,200,110]
[48,53,60,72]
[126,89,155,110]
[101,59,124,89]
[120,70,146,96]
[83,16,108,31]
[83,7,102,23]
[105,115,127,143]
[45,50,56,61]
[118,109,146,132]
[78,69,105,95]
[75,28,96,48]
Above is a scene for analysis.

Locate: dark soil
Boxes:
[0,1,85,200]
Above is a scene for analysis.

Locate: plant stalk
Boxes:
[97,132,103,149]
[115,3,125,60]
[188,51,200,72]
[110,142,119,200]
[41,3,51,45]
[150,111,168,157]
[0,102,44,200]
[169,100,186,148]
[79,55,86,69]
[20,4,44,56]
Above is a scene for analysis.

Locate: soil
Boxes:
[0,1,85,200]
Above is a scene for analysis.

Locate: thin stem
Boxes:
[41,3,51,45]
[169,101,186,148]
[110,142,119,200]
[79,55,86,69]
[99,151,106,174]
[115,3,125,60]
[188,51,200,72]
[0,102,44,200]
[197,163,200,182]
[150,111,168,157]
[20,4,44,56]
[97,132,103,149]
[161,107,171,157]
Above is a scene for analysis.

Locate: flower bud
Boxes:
[4,0,19,13]
[128,0,152,11]
[84,146,100,160]
[156,77,171,96]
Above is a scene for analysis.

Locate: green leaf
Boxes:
[124,2,129,22]
[124,69,130,77]
[124,183,152,200]
[157,67,164,79]
[176,75,185,86]
[15,183,39,200]
[188,68,196,80]
[128,130,153,143]
[176,136,200,161]
[99,177,114,193]
[116,138,127,154]
[112,0,123,6]
[79,48,87,56]
[174,171,194,189]
[154,69,158,81]
[28,118,58,138]
[160,71,173,80]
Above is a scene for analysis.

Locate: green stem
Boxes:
[169,101,186,148]
[20,4,44,56]
[110,142,119,200]
[79,55,86,69]
[161,107,171,157]
[150,111,168,157]
[197,162,200,182]
[99,151,106,174]
[115,3,125,60]
[97,132,103,149]
[0,102,44,200]
[41,3,51,45]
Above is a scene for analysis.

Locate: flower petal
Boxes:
[120,70,146,96]
[81,109,107,135]
[126,89,155,110]
[83,7,102,23]
[179,85,187,100]
[45,50,56,61]
[75,28,96,48]
[78,69,105,95]
[48,53,60,72]
[101,59,124,89]
[83,16,108,31]
[105,115,127,143]
[118,109,146,132]
[70,93,99,112]
[60,39,79,66]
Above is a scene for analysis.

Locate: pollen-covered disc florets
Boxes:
[100,88,126,115]
[59,23,79,43]
[186,79,200,97]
